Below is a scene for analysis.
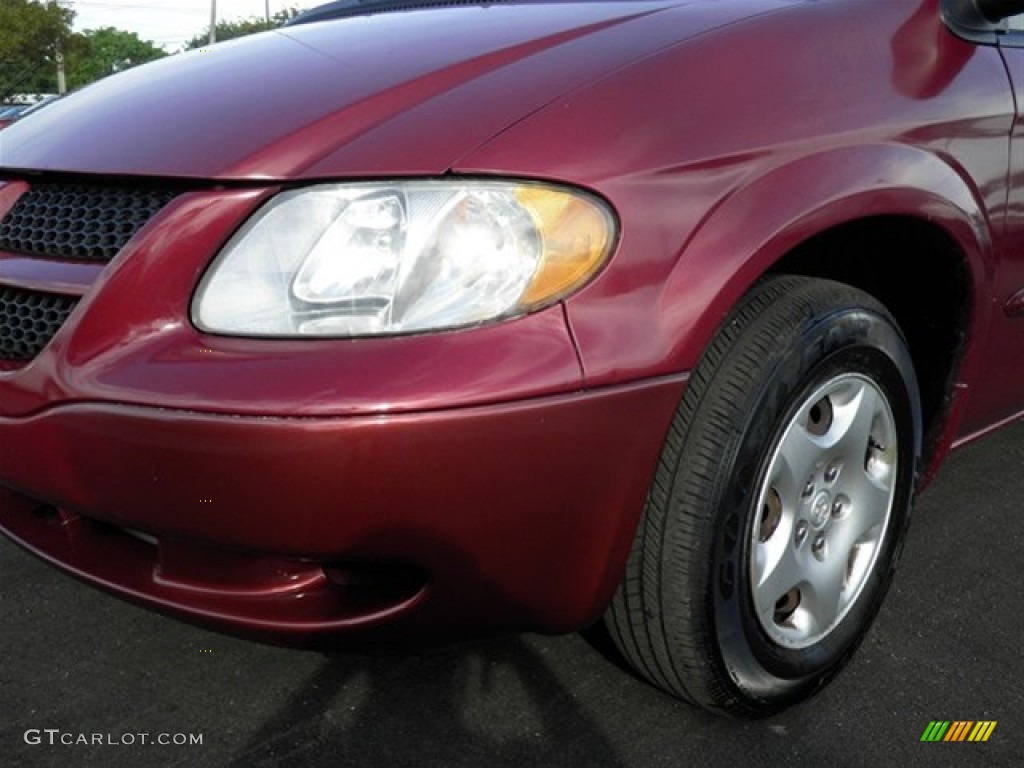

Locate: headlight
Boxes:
[192,180,616,337]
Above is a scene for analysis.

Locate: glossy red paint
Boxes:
[958,34,1024,440]
[0,378,683,640]
[0,1,769,180]
[0,0,1021,644]
[461,1,1010,387]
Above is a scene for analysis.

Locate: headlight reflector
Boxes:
[193,180,616,337]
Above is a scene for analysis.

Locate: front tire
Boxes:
[606,276,921,716]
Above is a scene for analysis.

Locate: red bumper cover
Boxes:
[0,377,684,645]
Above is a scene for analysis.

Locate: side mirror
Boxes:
[976,0,1024,21]
[944,0,1024,43]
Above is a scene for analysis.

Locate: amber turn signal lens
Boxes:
[516,186,616,308]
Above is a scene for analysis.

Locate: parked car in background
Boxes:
[0,96,59,130]
[0,105,31,130]
[0,0,1022,717]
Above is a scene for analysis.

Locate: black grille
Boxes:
[0,286,78,361]
[0,183,179,262]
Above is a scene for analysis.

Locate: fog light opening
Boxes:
[323,563,424,590]
[31,504,60,521]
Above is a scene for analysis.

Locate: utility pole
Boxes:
[51,0,66,94]
[56,47,66,94]
[266,0,272,27]
[209,0,217,45]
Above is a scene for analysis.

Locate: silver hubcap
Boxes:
[750,373,898,649]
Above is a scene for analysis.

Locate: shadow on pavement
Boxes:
[229,638,628,768]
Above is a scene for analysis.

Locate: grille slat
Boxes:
[0,181,180,362]
[0,183,179,262]
[0,286,79,361]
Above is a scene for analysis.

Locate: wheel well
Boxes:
[769,216,971,466]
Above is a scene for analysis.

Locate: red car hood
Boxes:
[0,1,782,181]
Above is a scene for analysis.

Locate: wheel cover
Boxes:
[750,373,898,649]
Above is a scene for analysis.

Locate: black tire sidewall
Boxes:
[710,306,920,707]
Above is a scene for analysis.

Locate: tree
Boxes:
[65,28,166,90]
[0,0,74,101]
[185,8,303,50]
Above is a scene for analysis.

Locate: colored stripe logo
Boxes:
[920,721,997,742]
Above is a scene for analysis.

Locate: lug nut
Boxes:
[802,478,815,498]
[795,520,809,547]
[824,460,841,484]
[831,494,849,520]
[812,533,827,561]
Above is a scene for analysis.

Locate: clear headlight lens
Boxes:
[193,180,616,337]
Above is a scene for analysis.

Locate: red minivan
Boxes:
[1,0,1022,716]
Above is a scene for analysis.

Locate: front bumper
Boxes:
[0,377,684,646]
[0,177,685,646]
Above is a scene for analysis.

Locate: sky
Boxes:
[67,0,314,52]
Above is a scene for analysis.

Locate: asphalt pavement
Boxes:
[2,422,1023,767]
